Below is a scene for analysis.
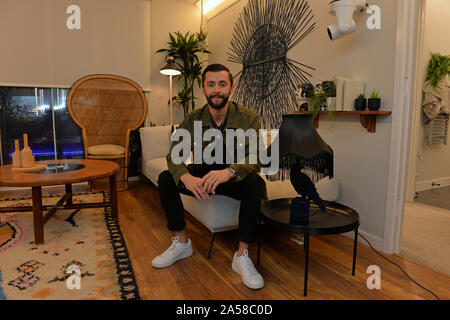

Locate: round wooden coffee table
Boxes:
[0,159,119,244]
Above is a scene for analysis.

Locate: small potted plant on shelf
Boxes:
[354,93,367,111]
[309,84,327,118]
[368,90,381,111]
[296,83,314,111]
[322,80,336,111]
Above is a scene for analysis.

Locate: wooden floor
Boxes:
[2,181,449,300]
[118,181,449,300]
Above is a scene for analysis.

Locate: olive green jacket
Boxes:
[167,101,262,186]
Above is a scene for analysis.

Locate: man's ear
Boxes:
[201,84,206,95]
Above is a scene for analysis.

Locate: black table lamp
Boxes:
[277,114,334,224]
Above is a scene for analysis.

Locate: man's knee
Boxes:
[158,170,175,188]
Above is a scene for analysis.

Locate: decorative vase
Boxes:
[12,139,22,168]
[368,98,381,111]
[21,133,35,168]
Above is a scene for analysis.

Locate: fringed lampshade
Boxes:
[278,114,334,183]
[267,113,335,217]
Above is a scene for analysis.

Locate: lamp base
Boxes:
[290,197,310,225]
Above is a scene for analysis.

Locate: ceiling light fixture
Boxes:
[195,0,225,14]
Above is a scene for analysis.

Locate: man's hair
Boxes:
[202,64,234,87]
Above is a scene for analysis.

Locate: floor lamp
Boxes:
[160,56,181,126]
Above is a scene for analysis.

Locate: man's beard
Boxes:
[206,93,230,110]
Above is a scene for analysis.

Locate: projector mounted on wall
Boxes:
[327,0,368,40]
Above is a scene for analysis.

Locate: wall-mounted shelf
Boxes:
[294,110,392,133]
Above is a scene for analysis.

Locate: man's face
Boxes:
[202,71,234,110]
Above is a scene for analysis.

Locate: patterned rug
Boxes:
[0,192,140,300]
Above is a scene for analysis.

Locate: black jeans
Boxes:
[157,166,265,244]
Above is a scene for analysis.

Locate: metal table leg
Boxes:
[352,228,358,275]
[257,215,261,266]
[304,233,310,296]
[207,233,215,259]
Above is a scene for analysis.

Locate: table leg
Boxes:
[32,187,44,244]
[65,184,73,205]
[304,233,310,297]
[352,228,358,276]
[257,215,261,266]
[110,174,118,219]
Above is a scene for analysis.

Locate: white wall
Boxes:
[207,0,397,245]
[0,0,151,89]
[148,0,202,126]
[415,0,450,187]
[0,0,203,125]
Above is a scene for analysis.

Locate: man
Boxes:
[152,64,265,290]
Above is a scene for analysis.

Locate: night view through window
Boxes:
[0,87,84,165]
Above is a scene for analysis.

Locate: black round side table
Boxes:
[258,198,360,296]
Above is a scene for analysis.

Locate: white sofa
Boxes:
[140,125,338,257]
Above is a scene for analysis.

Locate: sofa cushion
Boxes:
[260,175,297,200]
[87,144,125,156]
[181,194,240,232]
[315,177,339,201]
[140,126,172,164]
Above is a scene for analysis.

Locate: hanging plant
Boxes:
[426,52,450,88]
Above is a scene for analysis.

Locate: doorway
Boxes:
[400,0,450,275]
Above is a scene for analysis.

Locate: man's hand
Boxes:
[200,169,234,195]
[180,174,211,202]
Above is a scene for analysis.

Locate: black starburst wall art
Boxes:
[228,0,316,128]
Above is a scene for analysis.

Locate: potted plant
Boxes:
[354,93,367,111]
[296,83,314,111]
[368,90,381,111]
[426,52,450,89]
[322,80,336,111]
[157,31,210,117]
[309,84,327,118]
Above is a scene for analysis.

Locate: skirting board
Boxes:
[290,230,384,252]
[342,229,384,252]
[416,176,450,192]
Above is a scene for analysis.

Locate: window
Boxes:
[0,87,84,165]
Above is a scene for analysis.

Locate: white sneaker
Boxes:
[151,236,193,268]
[232,249,264,289]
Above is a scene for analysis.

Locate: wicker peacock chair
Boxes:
[67,74,148,190]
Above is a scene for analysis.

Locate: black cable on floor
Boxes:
[358,232,441,300]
